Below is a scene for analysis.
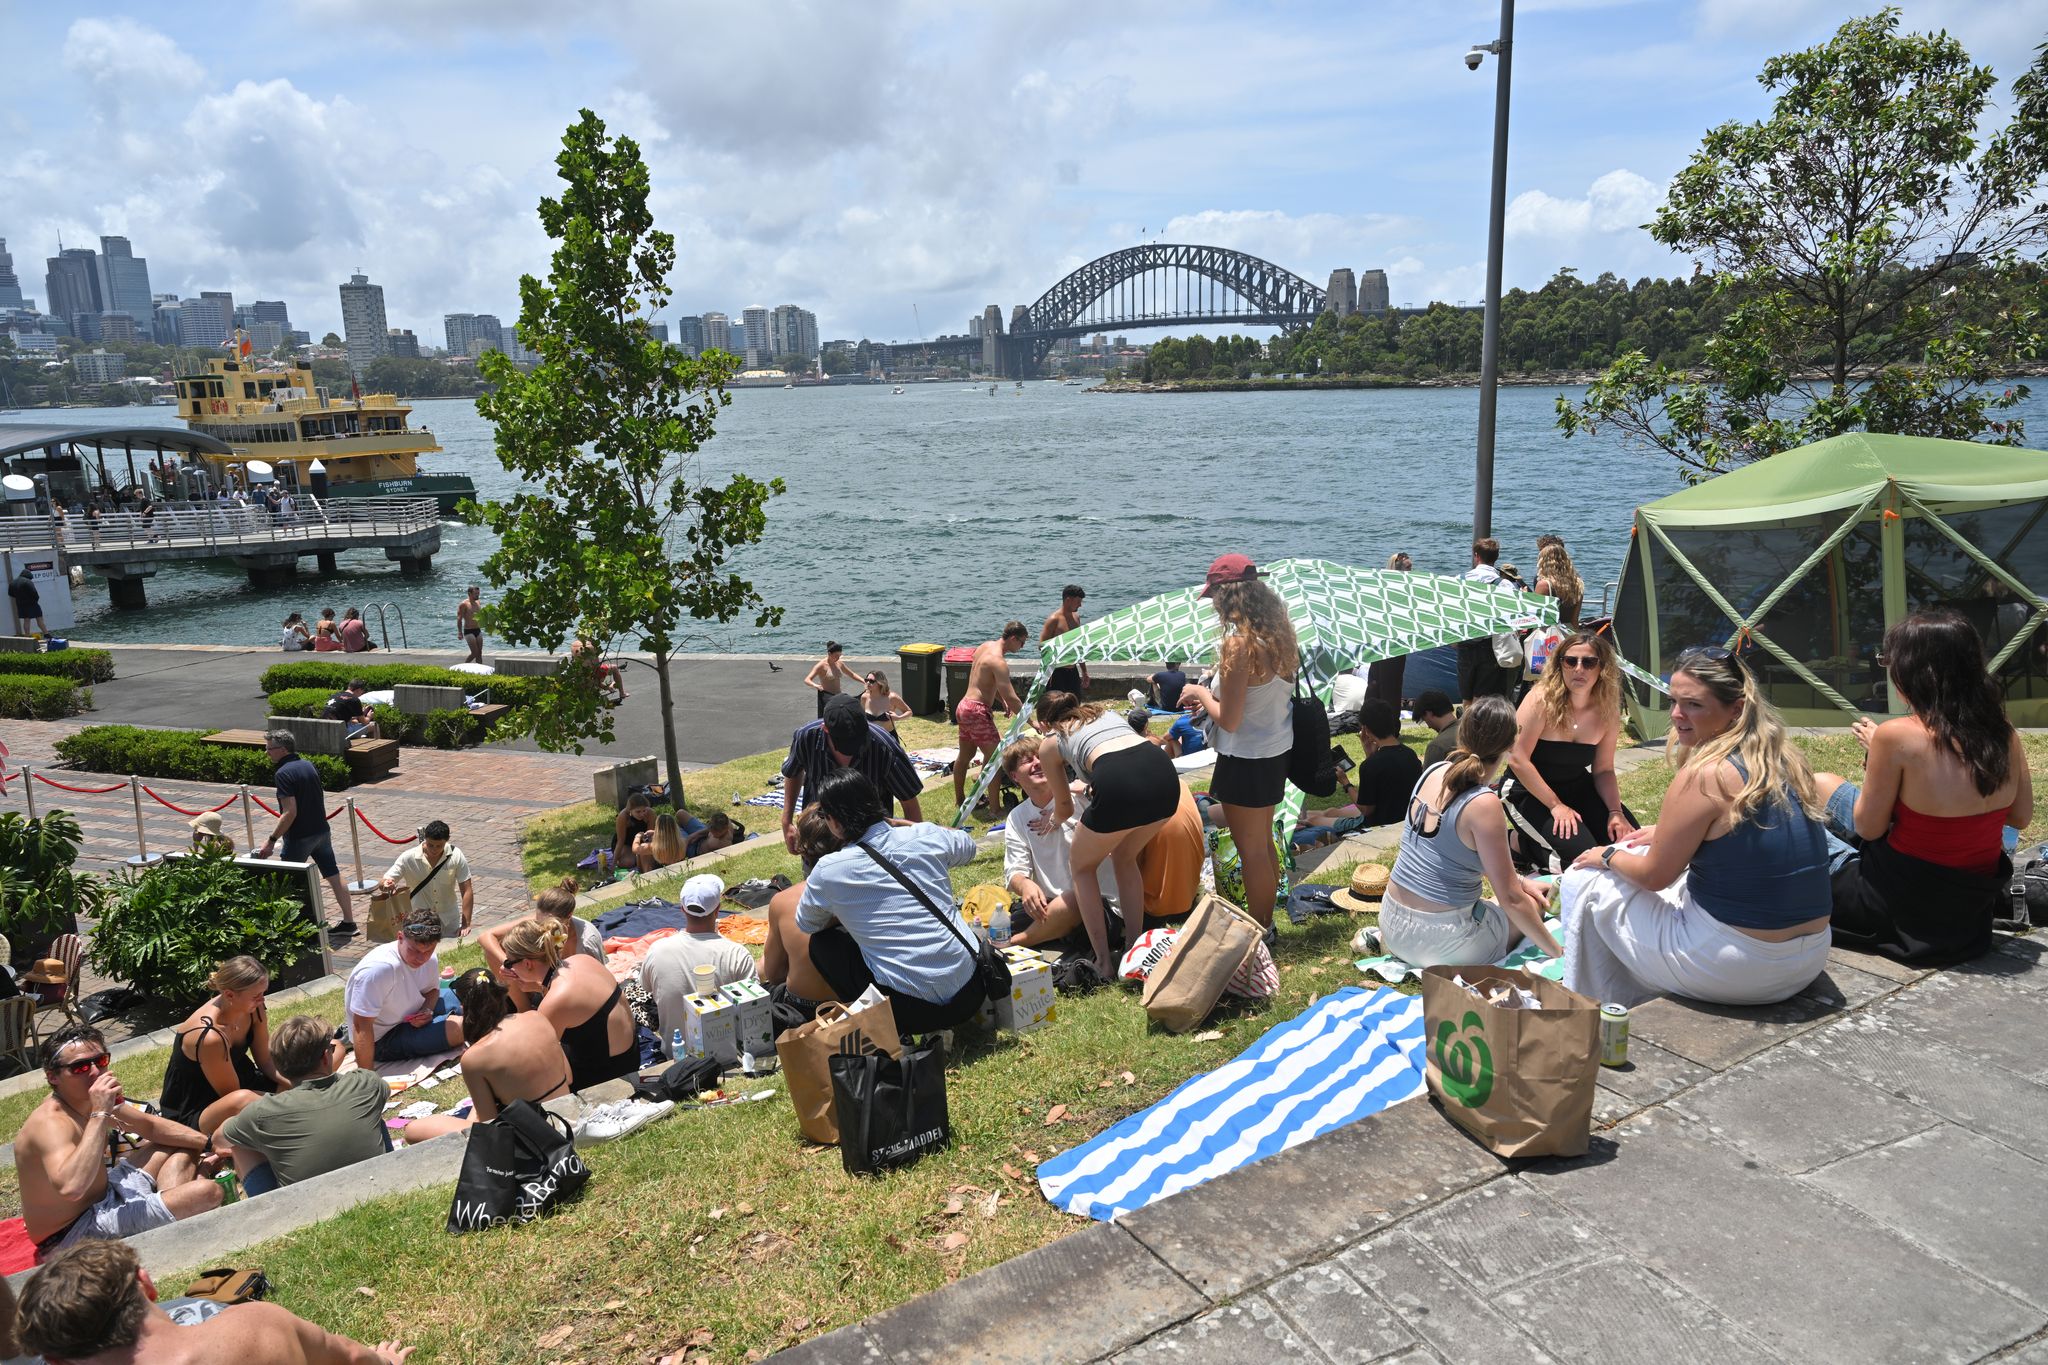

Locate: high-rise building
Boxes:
[701,311,731,354]
[0,240,23,310]
[1359,269,1390,315]
[151,295,182,346]
[1323,268,1357,318]
[95,237,154,325]
[97,314,139,344]
[768,304,818,367]
[251,299,292,332]
[647,321,669,344]
[44,247,103,335]
[178,295,230,348]
[443,312,502,356]
[73,349,127,384]
[502,322,539,366]
[339,272,390,369]
[248,320,285,352]
[386,328,420,358]
[740,306,769,368]
[968,316,983,338]
[673,315,704,356]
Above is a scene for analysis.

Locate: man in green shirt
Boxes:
[219,1015,391,1193]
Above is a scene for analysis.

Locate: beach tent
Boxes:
[954,559,1556,827]
[1612,432,2048,734]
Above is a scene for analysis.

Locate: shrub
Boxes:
[0,673,86,719]
[266,689,487,748]
[53,725,353,790]
[90,848,318,1006]
[259,661,541,708]
[0,649,114,683]
[0,810,107,960]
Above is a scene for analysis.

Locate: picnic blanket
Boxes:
[603,927,679,980]
[591,898,687,941]
[1353,919,1567,984]
[906,747,957,775]
[1037,987,1426,1221]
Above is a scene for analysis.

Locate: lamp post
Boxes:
[1467,0,1515,541]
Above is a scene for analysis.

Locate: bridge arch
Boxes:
[1018,243,1326,340]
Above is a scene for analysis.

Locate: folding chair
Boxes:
[0,996,36,1076]
[28,932,84,1036]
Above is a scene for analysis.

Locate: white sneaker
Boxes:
[1350,924,1382,955]
[575,1098,674,1144]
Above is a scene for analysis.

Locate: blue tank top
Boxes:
[1688,757,1831,929]
[1390,762,1491,906]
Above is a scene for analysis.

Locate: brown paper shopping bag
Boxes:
[1142,893,1262,1033]
[1420,965,1600,1158]
[776,998,901,1144]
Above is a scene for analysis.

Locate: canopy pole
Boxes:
[1881,481,1908,716]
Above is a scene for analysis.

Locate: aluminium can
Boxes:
[1599,1003,1630,1068]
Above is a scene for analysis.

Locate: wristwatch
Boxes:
[1601,845,1619,868]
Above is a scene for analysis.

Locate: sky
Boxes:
[1,1,2040,349]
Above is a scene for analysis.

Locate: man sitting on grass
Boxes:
[345,909,465,1064]
[15,1026,222,1258]
[218,1014,392,1193]
[643,875,760,1056]
[18,1239,412,1364]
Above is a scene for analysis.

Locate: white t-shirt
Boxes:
[344,941,442,1040]
[381,846,472,937]
[1004,795,1117,903]
[641,930,758,1053]
[572,916,607,962]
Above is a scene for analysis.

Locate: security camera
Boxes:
[1464,48,1486,70]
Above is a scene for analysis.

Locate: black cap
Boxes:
[1412,689,1454,719]
[823,694,869,756]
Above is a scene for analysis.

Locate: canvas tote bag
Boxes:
[777,997,902,1144]
[1421,965,1600,1158]
[446,1100,590,1233]
[829,1033,951,1176]
[1142,893,1262,1033]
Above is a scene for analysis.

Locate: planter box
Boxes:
[593,755,660,810]
[491,656,562,678]
[235,856,335,988]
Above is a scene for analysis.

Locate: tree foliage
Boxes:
[473,110,783,797]
[1558,11,2048,478]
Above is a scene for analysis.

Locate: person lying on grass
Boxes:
[403,970,573,1144]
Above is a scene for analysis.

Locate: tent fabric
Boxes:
[1639,433,2048,527]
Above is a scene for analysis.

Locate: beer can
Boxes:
[214,1171,238,1205]
[1599,1003,1630,1068]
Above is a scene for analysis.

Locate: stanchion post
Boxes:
[345,798,377,900]
[130,775,147,861]
[239,785,255,850]
[21,766,35,820]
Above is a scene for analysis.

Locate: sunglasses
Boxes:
[1559,655,1601,670]
[1677,643,1746,676]
[56,1052,110,1077]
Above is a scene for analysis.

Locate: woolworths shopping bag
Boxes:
[1420,965,1599,1158]
[778,997,901,1145]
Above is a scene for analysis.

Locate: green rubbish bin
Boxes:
[943,645,977,723]
[897,642,945,716]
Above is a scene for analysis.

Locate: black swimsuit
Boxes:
[556,976,638,1092]
[159,1016,275,1128]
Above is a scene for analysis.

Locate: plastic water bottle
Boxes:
[671,1027,685,1060]
[986,901,1010,949]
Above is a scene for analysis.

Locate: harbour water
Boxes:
[26,383,2048,653]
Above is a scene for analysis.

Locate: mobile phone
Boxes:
[1331,747,1355,774]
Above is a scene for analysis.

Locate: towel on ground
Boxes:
[591,898,688,941]
[1353,919,1566,984]
[1037,987,1426,1221]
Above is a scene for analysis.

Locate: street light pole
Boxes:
[1470,0,1515,542]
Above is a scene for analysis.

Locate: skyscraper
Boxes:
[339,272,390,369]
[769,305,818,367]
[0,240,23,310]
[95,237,154,325]
[44,247,103,335]
[386,328,420,358]
[178,295,230,348]
[251,299,292,331]
[444,312,502,356]
[701,311,731,354]
[740,307,769,368]
[673,315,704,356]
[647,321,669,344]
[152,295,183,346]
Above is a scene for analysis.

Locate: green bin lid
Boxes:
[899,643,944,654]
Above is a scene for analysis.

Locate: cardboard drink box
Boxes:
[994,945,1057,1033]
[682,992,739,1066]
[720,978,774,1059]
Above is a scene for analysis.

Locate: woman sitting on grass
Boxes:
[1381,697,1561,968]
[496,918,640,1092]
[401,969,572,1143]
[483,879,608,993]
[1560,646,1832,1007]
[607,790,656,872]
[1815,610,2032,965]
[158,957,287,1135]
[1501,630,1636,872]
[632,811,690,873]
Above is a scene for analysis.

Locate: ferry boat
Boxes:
[172,353,476,514]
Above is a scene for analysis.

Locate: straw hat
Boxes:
[189,810,223,838]
[1330,861,1390,914]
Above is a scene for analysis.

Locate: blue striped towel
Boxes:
[1037,987,1426,1222]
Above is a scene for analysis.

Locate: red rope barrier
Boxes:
[31,775,129,795]
[140,786,240,818]
[353,807,418,846]
[250,796,281,817]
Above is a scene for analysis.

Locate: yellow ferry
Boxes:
[172,352,476,514]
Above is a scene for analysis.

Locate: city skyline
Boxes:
[1,4,2038,346]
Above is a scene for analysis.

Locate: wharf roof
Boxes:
[0,424,234,461]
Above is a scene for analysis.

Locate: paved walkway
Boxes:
[3,719,605,1042]
[777,932,2048,1364]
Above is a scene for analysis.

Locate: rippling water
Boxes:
[29,383,2048,653]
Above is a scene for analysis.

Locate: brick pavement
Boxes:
[2,719,606,1042]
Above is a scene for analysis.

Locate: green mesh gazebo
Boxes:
[1613,433,2048,734]
[954,558,1557,826]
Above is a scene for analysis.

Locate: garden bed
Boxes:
[54,725,353,790]
[0,648,114,684]
[0,672,90,718]
[266,688,500,750]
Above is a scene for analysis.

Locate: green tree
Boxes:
[769,352,810,374]
[320,332,342,347]
[1560,12,2048,478]
[473,110,784,799]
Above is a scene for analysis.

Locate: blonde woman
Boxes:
[1560,647,1831,1006]
[158,957,286,1134]
[632,811,689,872]
[496,917,639,1091]
[1533,535,1585,628]
[1384,696,1561,967]
[1501,631,1636,871]
[1177,554,1296,933]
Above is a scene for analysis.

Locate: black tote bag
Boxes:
[446,1100,591,1233]
[829,1034,950,1176]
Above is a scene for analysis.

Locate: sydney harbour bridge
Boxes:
[873,243,1350,379]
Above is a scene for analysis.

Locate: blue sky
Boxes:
[1,1,2039,347]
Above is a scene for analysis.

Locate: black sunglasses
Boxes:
[1677,644,1746,676]
[1559,655,1601,670]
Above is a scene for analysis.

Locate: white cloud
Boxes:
[1507,169,1662,240]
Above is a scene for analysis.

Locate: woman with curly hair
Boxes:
[1814,610,2032,965]
[1178,554,1298,934]
[1501,631,1636,871]
[1533,535,1585,628]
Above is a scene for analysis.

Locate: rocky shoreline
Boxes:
[1091,370,1607,393]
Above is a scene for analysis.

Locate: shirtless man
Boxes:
[16,1025,223,1260]
[954,621,1028,812]
[18,1239,411,1364]
[803,641,854,719]
[1040,584,1090,698]
[456,585,483,663]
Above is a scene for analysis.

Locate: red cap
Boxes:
[1199,553,1258,597]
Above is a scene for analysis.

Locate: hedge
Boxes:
[0,649,115,684]
[0,673,88,719]
[54,726,352,791]
[259,661,541,708]
[266,688,493,749]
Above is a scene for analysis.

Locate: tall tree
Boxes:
[1558,10,2048,478]
[474,110,784,798]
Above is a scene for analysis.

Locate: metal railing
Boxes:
[0,496,438,555]
[360,601,409,650]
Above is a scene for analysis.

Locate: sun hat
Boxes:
[1330,862,1391,914]
[1198,553,1258,598]
[681,874,725,917]
[189,810,223,838]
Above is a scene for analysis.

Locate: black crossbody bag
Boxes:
[855,840,1012,1008]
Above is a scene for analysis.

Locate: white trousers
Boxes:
[1559,866,1830,1008]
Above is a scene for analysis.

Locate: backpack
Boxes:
[1286,673,1338,797]
[2002,851,2048,931]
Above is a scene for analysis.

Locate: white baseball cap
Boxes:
[681,874,725,916]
